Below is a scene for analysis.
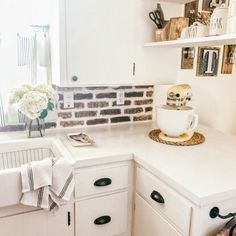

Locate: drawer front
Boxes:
[76,192,128,236]
[75,165,128,198]
[134,194,183,236]
[136,167,191,235]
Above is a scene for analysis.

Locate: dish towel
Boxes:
[20,158,74,211]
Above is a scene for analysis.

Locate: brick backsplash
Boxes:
[56,85,154,128]
[0,85,154,132]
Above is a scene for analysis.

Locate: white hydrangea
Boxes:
[18,91,48,119]
[34,84,59,105]
[9,84,34,104]
[9,84,58,119]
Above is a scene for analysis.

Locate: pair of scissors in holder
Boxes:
[149,11,163,29]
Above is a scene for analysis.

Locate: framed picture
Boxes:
[202,0,228,11]
[168,17,189,40]
[221,45,236,74]
[181,47,195,69]
[196,47,220,77]
[185,0,199,25]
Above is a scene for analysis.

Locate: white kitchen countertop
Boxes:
[1,122,236,208]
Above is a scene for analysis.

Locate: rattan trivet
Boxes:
[149,129,205,146]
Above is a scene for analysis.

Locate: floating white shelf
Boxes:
[144,34,236,48]
[162,0,198,4]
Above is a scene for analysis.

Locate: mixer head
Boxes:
[166,84,192,108]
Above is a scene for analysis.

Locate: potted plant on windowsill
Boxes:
[9,84,58,138]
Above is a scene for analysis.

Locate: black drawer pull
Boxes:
[94,178,112,187]
[150,190,165,204]
[94,215,111,225]
[67,212,71,226]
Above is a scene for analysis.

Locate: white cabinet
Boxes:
[55,0,135,86]
[51,0,181,86]
[0,204,74,236]
[136,166,192,235]
[134,194,182,236]
[75,165,129,198]
[76,192,128,236]
[133,166,192,236]
[75,162,133,236]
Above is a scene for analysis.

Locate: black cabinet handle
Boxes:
[94,178,112,187]
[94,215,111,225]
[67,212,71,226]
[150,190,165,204]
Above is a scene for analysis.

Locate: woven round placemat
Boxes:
[149,129,205,146]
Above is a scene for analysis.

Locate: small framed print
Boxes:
[184,0,199,25]
[221,45,236,74]
[181,47,195,69]
[196,47,220,77]
[202,0,228,11]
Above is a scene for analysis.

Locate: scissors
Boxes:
[149,11,163,29]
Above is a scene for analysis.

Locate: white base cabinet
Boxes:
[0,204,74,236]
[76,192,128,236]
[75,161,133,236]
[134,193,182,236]
[133,166,190,236]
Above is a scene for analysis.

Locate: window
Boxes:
[0,0,55,125]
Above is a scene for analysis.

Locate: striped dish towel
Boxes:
[17,33,36,66]
[20,158,74,211]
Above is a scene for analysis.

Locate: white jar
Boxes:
[227,0,236,34]
[209,4,229,36]
[181,22,209,38]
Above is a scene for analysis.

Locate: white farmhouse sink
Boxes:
[0,138,73,208]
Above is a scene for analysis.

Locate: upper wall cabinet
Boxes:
[52,0,135,86]
[51,0,183,86]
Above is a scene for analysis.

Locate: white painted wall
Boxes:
[177,47,236,134]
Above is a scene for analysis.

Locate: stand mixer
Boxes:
[166,84,192,109]
[156,84,199,143]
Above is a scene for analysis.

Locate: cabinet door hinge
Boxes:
[133,63,136,76]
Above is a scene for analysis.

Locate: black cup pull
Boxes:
[150,190,165,204]
[94,215,111,225]
[94,178,112,187]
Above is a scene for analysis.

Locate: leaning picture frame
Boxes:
[196,47,220,77]
[202,0,229,11]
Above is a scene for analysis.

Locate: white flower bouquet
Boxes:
[9,84,58,120]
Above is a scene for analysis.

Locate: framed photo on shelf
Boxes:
[181,47,195,69]
[202,0,229,11]
[196,47,220,77]
[221,45,236,74]
[184,0,199,25]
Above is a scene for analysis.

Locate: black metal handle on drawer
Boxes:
[94,215,111,225]
[94,178,112,187]
[150,190,165,204]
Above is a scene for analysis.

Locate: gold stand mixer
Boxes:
[157,84,198,143]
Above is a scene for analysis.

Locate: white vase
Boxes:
[227,0,236,34]
[26,118,45,138]
[209,4,229,36]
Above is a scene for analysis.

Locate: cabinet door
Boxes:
[134,194,183,236]
[0,211,47,236]
[0,204,74,236]
[75,192,128,236]
[65,0,135,85]
[48,203,74,236]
